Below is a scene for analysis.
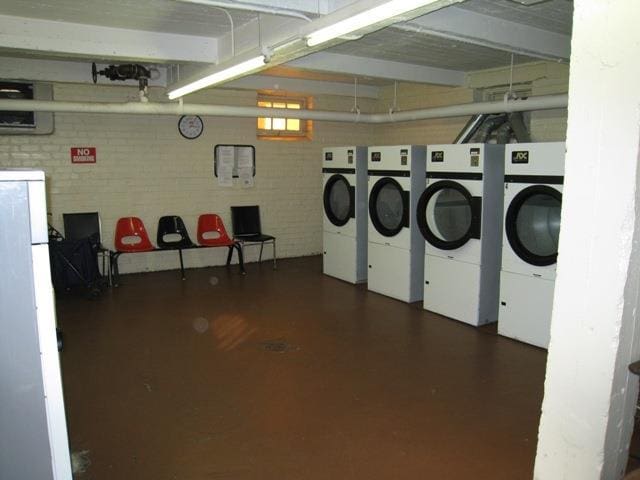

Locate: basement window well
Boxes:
[257,95,312,141]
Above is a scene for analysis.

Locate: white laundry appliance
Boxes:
[367,145,426,302]
[1,170,73,479]
[498,142,565,348]
[322,146,368,283]
[418,144,505,326]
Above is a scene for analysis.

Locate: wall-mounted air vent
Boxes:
[0,82,54,135]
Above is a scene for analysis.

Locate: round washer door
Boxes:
[369,177,409,237]
[416,180,481,250]
[505,185,562,266]
[323,174,354,227]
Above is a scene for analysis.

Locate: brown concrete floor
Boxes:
[57,255,549,480]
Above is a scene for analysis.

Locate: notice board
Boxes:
[213,144,256,178]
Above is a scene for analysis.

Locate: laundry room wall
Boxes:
[0,83,377,274]
[374,61,569,146]
[372,83,476,146]
[467,61,570,142]
[0,61,568,275]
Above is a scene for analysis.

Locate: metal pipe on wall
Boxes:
[0,94,568,124]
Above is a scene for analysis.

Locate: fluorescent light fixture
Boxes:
[306,0,440,47]
[168,55,266,99]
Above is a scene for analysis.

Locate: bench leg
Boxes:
[178,249,185,280]
[226,245,233,266]
[235,244,246,275]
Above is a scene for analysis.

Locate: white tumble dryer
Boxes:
[322,146,368,283]
[417,144,505,326]
[367,145,426,302]
[498,142,565,348]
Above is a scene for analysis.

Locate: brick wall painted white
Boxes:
[0,83,376,274]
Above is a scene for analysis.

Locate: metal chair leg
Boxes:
[259,242,264,262]
[106,251,112,287]
[225,245,233,266]
[235,244,246,275]
[272,239,277,270]
[111,252,121,287]
[178,248,185,280]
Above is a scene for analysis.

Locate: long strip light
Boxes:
[306,0,441,47]
[168,55,266,99]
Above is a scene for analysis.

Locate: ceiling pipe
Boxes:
[365,94,567,123]
[0,94,567,124]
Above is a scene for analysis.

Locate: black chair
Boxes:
[230,206,276,269]
[156,215,195,279]
[63,212,112,286]
[157,215,194,249]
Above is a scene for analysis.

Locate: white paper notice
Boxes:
[217,166,233,187]
[218,146,235,169]
[216,146,235,187]
[238,167,254,188]
[237,147,253,169]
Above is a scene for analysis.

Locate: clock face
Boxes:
[178,115,203,139]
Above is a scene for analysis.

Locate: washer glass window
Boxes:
[328,179,350,222]
[417,180,477,250]
[324,174,353,226]
[427,188,472,242]
[506,185,562,266]
[515,193,561,257]
[375,183,404,231]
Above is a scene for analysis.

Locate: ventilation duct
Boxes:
[456,111,532,144]
[453,114,488,143]
[495,120,513,144]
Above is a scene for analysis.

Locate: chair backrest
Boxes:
[230,206,262,236]
[63,212,101,242]
[197,214,233,246]
[114,217,154,252]
[156,215,194,249]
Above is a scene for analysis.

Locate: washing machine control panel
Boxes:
[323,146,366,169]
[368,145,424,171]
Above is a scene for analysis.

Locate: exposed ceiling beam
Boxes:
[185,0,350,16]
[287,52,465,86]
[217,0,325,15]
[225,74,380,97]
[0,54,377,98]
[0,14,218,64]
[168,0,465,95]
[400,6,571,62]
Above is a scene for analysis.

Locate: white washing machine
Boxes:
[322,146,368,283]
[498,142,565,348]
[367,145,426,302]
[417,144,505,326]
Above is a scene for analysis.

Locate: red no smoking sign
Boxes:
[70,147,96,164]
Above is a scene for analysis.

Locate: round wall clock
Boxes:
[178,115,204,139]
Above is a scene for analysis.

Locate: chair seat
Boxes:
[235,234,275,242]
[158,241,194,249]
